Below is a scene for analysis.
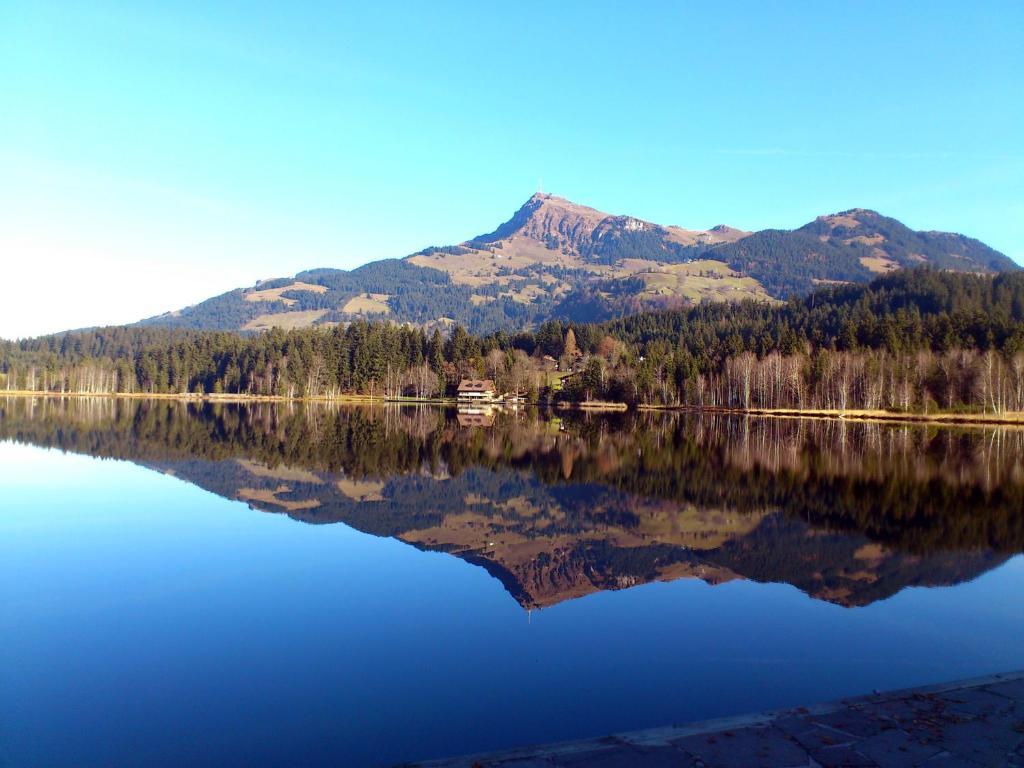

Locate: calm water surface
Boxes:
[1,398,1022,767]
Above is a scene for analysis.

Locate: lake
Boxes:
[1,397,1022,767]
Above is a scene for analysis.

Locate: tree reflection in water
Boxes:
[2,396,1021,609]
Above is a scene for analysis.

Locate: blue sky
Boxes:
[2,1,1022,338]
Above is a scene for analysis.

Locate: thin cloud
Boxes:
[707,148,1023,162]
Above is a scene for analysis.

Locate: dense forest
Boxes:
[3,269,1024,413]
[692,208,1017,297]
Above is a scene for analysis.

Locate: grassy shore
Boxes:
[3,390,1023,426]
[0,390,384,405]
[639,403,1024,427]
[557,400,629,411]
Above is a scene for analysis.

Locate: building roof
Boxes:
[457,379,496,393]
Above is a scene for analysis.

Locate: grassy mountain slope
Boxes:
[139,195,1017,334]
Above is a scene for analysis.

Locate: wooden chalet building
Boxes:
[456,379,498,405]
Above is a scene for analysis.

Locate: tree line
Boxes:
[2,268,1024,412]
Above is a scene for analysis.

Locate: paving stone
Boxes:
[670,725,808,768]
[811,708,894,739]
[551,745,695,767]
[771,713,856,748]
[854,728,945,767]
[936,687,1016,718]
[857,698,972,748]
[937,718,1024,767]
[439,753,556,767]
[858,694,952,729]
[770,714,816,738]
[807,744,878,767]
[789,722,859,751]
[986,678,1024,702]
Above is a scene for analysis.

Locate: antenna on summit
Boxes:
[537,177,544,195]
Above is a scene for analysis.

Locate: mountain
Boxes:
[140,193,1018,334]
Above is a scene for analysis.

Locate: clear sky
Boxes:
[2,1,1022,339]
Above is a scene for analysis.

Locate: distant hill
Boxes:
[711,208,1017,297]
[140,193,1018,334]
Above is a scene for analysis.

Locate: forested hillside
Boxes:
[4,270,1024,414]
[702,209,1016,297]
[139,259,546,333]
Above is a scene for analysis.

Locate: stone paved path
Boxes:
[400,671,1024,767]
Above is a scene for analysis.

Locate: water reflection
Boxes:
[2,396,1021,609]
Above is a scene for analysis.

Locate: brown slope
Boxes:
[406,193,765,308]
[465,192,745,260]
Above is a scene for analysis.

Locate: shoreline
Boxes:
[638,403,1024,427]
[0,390,401,405]
[402,669,1024,767]
[2,390,1023,426]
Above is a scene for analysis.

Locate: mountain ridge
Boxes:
[139,193,1018,335]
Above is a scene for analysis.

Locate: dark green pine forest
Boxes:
[3,269,1024,413]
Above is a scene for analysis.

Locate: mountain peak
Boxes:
[469,192,610,246]
[526,192,609,219]
[814,208,884,229]
[138,192,1017,336]
[707,224,749,240]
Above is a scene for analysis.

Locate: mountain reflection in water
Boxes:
[2,396,1022,609]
